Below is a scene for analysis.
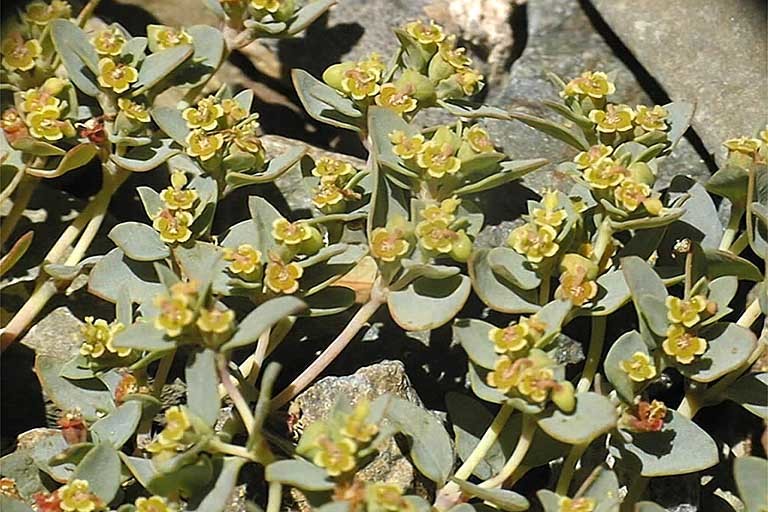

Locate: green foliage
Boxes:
[0,3,765,512]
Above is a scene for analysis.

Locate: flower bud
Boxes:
[394,69,435,104]
[298,226,324,255]
[427,53,454,83]
[42,77,67,95]
[551,381,575,413]
[322,62,356,91]
[449,230,472,262]
[643,197,663,216]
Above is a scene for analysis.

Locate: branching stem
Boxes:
[577,316,607,393]
[217,354,255,435]
[479,414,536,489]
[555,442,588,496]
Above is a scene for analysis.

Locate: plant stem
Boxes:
[728,232,749,255]
[217,354,255,435]
[555,442,588,496]
[0,174,38,246]
[456,404,513,480]
[593,217,614,269]
[152,350,176,398]
[676,393,700,419]
[245,327,271,384]
[77,0,102,27]
[684,250,693,298]
[622,476,648,511]
[479,414,536,489]
[266,482,283,512]
[577,316,607,393]
[539,269,551,305]
[718,205,744,251]
[0,166,25,206]
[270,288,385,409]
[208,438,257,461]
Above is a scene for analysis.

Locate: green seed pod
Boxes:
[299,226,324,255]
[322,62,356,91]
[273,0,296,21]
[450,230,472,262]
[628,161,655,186]
[427,52,454,83]
[560,253,598,280]
[552,381,575,413]
[395,69,436,105]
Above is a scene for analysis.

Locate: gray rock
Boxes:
[484,0,709,195]
[19,307,83,361]
[290,360,425,492]
[590,0,768,164]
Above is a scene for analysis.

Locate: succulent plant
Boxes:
[1,2,766,512]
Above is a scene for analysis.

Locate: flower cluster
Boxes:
[152,171,200,244]
[218,0,297,26]
[181,94,265,174]
[508,190,571,264]
[2,78,77,145]
[661,294,711,365]
[311,156,362,212]
[555,253,599,307]
[621,400,668,433]
[79,316,129,362]
[619,352,657,383]
[486,315,574,412]
[33,479,105,512]
[574,144,663,217]
[153,281,198,337]
[146,406,194,460]
[147,24,193,52]
[415,197,472,262]
[322,19,483,118]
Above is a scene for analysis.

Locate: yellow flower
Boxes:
[561,71,615,100]
[151,26,193,51]
[340,401,378,443]
[154,293,195,337]
[662,324,707,364]
[634,105,669,132]
[341,67,380,101]
[251,0,280,12]
[666,295,707,328]
[389,130,425,160]
[97,58,138,93]
[416,220,458,253]
[375,83,418,115]
[517,367,555,403]
[419,196,460,224]
[185,129,224,161]
[366,483,409,511]
[80,317,129,358]
[221,98,248,122]
[589,104,635,133]
[153,209,194,244]
[487,356,527,393]
[723,136,761,156]
[613,179,651,212]
[91,27,126,56]
[223,244,262,275]
[157,406,191,446]
[489,322,529,353]
[465,125,494,153]
[532,191,568,227]
[25,0,72,25]
[559,496,596,512]
[160,171,198,210]
[583,158,629,189]
[357,52,386,81]
[265,259,304,294]
[312,181,345,209]
[135,496,177,512]
[59,479,105,512]
[313,437,357,476]
[272,218,312,245]
[232,120,264,154]
[405,19,445,45]
[370,227,410,262]
[455,67,484,96]
[196,307,235,334]
[21,87,61,114]
[27,106,71,141]
[1,34,42,71]
[438,35,472,69]
[416,141,461,178]
[312,156,355,178]
[117,97,151,123]
[574,144,612,169]
[619,352,657,383]
[182,96,224,131]
[508,223,559,263]
[555,270,598,307]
